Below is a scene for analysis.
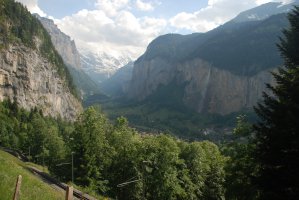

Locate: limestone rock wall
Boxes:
[128,58,275,115]
[0,44,82,120]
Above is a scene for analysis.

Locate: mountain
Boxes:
[0,0,82,120]
[36,16,100,97]
[100,62,134,97]
[232,0,299,23]
[80,49,132,84]
[127,2,296,116]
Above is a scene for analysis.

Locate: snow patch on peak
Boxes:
[79,49,133,84]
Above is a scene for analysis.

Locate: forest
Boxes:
[0,101,228,199]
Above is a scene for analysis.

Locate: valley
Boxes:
[1,0,299,199]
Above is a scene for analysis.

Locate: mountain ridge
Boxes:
[80,48,132,84]
[126,2,296,116]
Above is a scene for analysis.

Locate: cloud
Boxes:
[16,0,166,59]
[135,0,154,11]
[169,0,290,32]
[57,7,167,59]
[15,0,47,17]
[95,0,131,17]
[16,0,292,60]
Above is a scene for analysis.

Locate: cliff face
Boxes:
[37,16,100,97]
[128,58,274,115]
[37,16,81,70]
[127,7,290,115]
[0,43,82,120]
[0,0,82,120]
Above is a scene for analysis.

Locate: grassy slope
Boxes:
[0,150,64,200]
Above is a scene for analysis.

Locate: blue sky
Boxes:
[38,0,209,19]
[38,0,95,18]
[16,0,290,59]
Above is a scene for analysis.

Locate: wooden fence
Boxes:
[12,175,74,200]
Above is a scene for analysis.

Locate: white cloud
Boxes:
[135,0,154,11]
[95,0,131,17]
[15,0,294,60]
[15,0,47,17]
[57,7,167,59]
[16,0,166,59]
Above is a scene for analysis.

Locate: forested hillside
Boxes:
[0,100,227,199]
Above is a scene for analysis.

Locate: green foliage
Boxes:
[0,0,78,98]
[140,135,183,200]
[0,100,69,173]
[86,96,258,141]
[104,116,142,199]
[253,6,299,199]
[68,107,226,199]
[72,106,111,193]
[1,100,227,199]
[222,115,258,200]
[180,141,226,199]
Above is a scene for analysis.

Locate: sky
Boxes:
[16,0,293,59]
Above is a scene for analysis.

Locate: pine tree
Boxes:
[254,6,299,199]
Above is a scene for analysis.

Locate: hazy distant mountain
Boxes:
[100,62,134,97]
[80,49,132,84]
[37,16,100,97]
[127,1,296,115]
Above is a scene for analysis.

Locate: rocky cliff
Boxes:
[129,58,275,115]
[37,16,100,97]
[37,16,81,70]
[0,44,82,119]
[0,0,82,120]
[127,4,292,115]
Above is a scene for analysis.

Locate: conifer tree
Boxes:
[254,6,299,199]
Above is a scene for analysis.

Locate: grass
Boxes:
[26,161,49,174]
[0,150,64,200]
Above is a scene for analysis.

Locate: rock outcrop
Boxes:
[0,44,82,120]
[128,58,274,115]
[37,16,81,70]
[126,3,293,115]
[37,16,100,97]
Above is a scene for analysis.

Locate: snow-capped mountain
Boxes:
[80,50,133,84]
[36,15,101,97]
[232,0,298,23]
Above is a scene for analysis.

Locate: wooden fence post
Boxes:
[65,185,73,200]
[13,175,22,200]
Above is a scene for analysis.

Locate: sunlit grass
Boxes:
[0,150,64,200]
